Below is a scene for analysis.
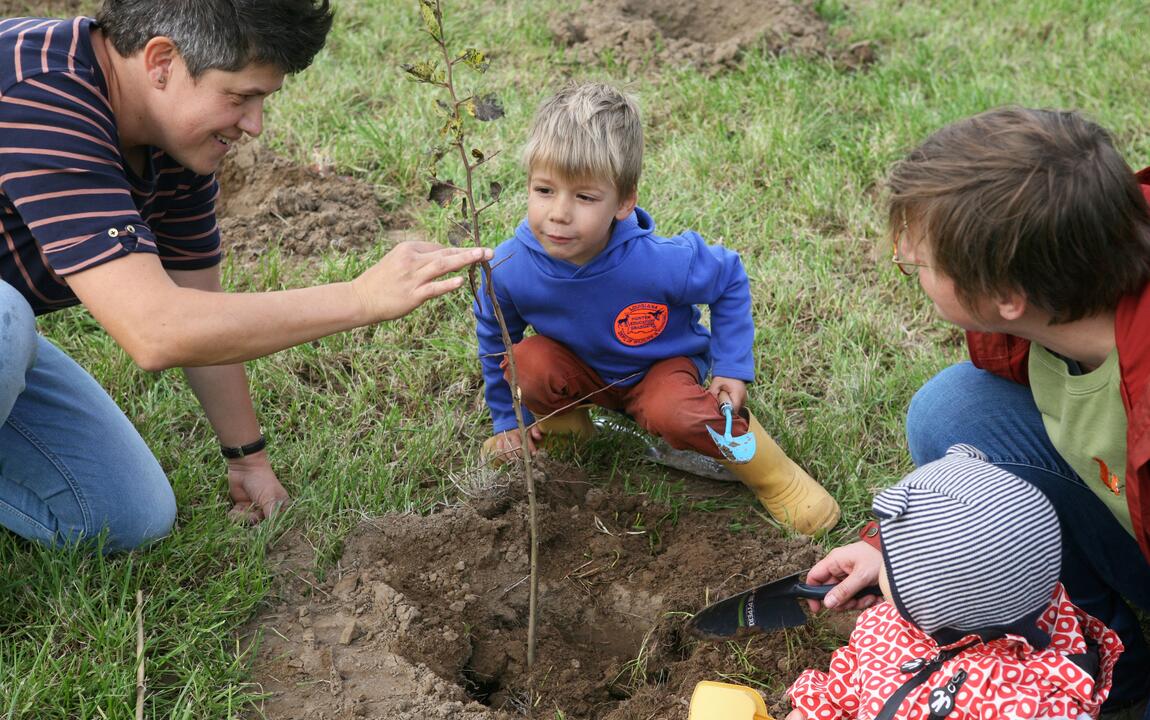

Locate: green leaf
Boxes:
[419,0,442,41]
[426,145,450,174]
[460,48,490,73]
[401,61,439,83]
[440,114,464,142]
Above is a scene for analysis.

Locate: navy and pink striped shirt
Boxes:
[1,16,221,315]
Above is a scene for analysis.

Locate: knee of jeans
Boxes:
[102,477,177,553]
[905,363,980,464]
[0,284,37,378]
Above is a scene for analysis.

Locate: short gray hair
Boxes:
[97,0,334,77]
[522,82,643,198]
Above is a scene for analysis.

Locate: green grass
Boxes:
[5,0,1150,716]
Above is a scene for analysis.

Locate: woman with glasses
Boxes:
[804,107,1150,719]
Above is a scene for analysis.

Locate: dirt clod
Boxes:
[216,140,392,267]
[551,0,836,74]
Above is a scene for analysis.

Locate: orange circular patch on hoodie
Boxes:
[614,302,669,346]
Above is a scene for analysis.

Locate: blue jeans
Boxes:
[908,362,1150,712]
[0,280,175,552]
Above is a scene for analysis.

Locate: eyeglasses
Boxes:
[891,214,929,276]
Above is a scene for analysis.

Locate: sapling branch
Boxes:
[406,0,541,667]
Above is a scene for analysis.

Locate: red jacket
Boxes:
[787,585,1121,720]
[966,168,1150,562]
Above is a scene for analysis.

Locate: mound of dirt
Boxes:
[216,140,391,266]
[551,0,845,74]
[246,461,847,719]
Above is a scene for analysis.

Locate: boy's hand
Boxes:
[786,710,808,720]
[804,541,883,612]
[707,377,747,413]
[481,426,544,467]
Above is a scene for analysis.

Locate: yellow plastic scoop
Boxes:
[687,681,775,720]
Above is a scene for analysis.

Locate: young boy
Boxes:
[787,444,1123,719]
[807,107,1150,716]
[474,81,839,534]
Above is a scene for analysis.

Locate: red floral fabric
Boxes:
[787,584,1122,720]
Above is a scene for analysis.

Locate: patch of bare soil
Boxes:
[216,140,393,266]
[246,461,846,719]
[551,0,875,74]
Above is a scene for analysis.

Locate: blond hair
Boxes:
[522,82,643,197]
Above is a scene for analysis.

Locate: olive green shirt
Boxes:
[1029,344,1133,536]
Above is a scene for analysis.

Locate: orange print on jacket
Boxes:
[1093,457,1123,495]
[614,302,668,346]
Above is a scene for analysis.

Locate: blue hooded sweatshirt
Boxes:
[475,207,755,433]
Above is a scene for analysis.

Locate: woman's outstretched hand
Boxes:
[352,241,492,322]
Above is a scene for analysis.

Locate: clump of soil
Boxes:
[216,140,393,266]
[246,460,847,719]
[551,0,875,75]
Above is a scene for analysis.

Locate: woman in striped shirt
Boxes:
[0,1,490,551]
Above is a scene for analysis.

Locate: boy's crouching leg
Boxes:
[722,412,839,535]
[508,335,601,444]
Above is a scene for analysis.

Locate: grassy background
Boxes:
[4,0,1150,716]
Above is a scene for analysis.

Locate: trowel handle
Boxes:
[792,582,883,601]
[717,391,734,416]
[720,403,733,433]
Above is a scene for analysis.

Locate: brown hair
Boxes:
[888,107,1150,323]
[522,81,643,198]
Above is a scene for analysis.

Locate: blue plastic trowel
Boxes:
[706,394,756,464]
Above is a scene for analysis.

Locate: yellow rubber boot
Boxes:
[535,406,595,438]
[481,407,594,467]
[721,412,840,534]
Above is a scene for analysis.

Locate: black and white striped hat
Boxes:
[872,444,1061,646]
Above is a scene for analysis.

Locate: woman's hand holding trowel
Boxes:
[803,541,884,613]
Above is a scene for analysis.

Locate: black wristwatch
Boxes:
[220,434,267,459]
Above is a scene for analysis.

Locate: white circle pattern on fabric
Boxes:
[783,588,1121,720]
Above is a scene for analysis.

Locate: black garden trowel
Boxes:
[688,571,882,639]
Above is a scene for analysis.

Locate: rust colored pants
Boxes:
[505,335,748,459]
